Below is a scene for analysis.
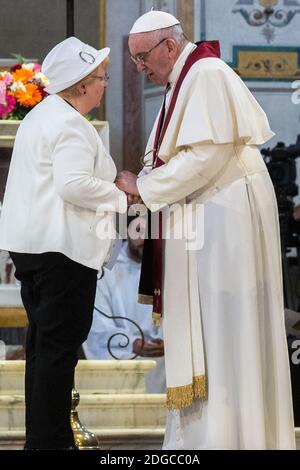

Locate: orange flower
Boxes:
[12,67,34,84]
[14,83,42,107]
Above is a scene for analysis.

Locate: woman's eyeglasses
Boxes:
[91,73,110,82]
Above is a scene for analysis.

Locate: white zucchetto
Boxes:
[130,10,180,34]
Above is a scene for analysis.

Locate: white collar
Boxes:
[168,42,196,87]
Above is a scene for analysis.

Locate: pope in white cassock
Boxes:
[115,11,296,449]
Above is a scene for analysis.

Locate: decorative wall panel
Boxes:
[231,46,300,80]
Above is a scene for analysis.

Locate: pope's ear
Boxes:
[166,38,177,56]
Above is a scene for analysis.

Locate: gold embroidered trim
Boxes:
[137,294,153,305]
[193,375,207,399]
[152,312,161,326]
[166,375,207,410]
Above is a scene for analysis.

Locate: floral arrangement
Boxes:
[0,57,49,120]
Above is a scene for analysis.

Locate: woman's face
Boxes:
[84,63,108,111]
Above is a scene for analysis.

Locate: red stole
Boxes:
[139,41,221,325]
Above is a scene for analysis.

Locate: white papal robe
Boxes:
[137,43,295,449]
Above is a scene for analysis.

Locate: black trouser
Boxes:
[10,252,97,450]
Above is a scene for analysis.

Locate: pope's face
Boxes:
[128,34,174,86]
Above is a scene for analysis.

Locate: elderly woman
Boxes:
[0,37,127,450]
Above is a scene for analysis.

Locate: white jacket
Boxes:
[0,94,127,270]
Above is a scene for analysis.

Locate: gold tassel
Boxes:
[166,375,207,410]
[137,294,153,305]
[167,383,194,409]
[152,312,161,326]
[193,375,207,399]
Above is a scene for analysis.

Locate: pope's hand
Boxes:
[127,194,142,206]
[115,171,139,196]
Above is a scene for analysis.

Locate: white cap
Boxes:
[42,37,110,94]
[130,10,180,34]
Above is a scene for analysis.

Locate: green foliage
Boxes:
[10,53,26,64]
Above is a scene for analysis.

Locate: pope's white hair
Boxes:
[149,24,187,46]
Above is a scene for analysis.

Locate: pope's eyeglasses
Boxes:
[130,38,168,65]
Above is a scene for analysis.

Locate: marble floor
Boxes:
[0,438,163,451]
[1,431,300,450]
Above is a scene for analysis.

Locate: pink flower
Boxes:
[0,93,16,118]
[2,72,13,86]
[33,63,41,73]
[0,81,6,104]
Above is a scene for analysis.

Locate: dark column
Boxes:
[66,0,74,37]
